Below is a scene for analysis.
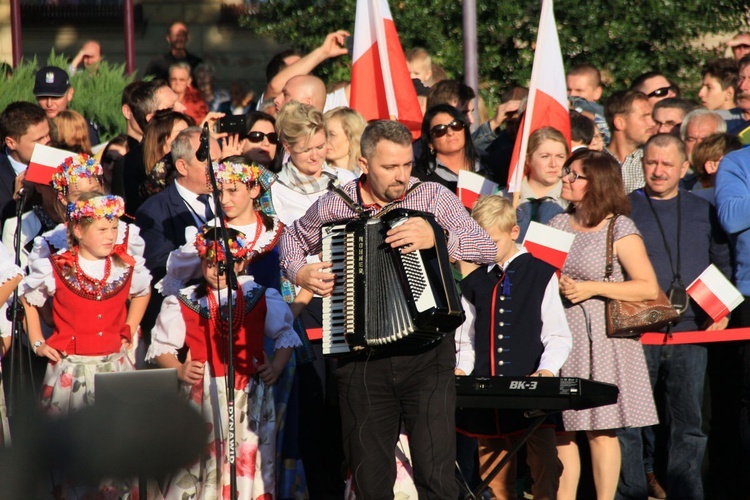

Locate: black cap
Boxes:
[33,66,70,97]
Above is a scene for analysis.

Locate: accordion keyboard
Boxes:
[321,223,349,356]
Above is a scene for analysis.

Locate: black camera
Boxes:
[217,114,248,135]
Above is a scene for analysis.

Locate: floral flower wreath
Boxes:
[51,154,104,200]
[214,160,261,186]
[194,225,253,261]
[67,194,125,222]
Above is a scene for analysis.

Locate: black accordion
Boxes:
[320,208,465,356]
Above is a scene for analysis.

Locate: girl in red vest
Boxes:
[147,225,300,499]
[22,192,151,415]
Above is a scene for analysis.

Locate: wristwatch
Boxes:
[33,340,44,353]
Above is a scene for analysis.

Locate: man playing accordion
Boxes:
[280,120,498,498]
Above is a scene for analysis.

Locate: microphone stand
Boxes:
[7,190,29,418]
[199,122,239,500]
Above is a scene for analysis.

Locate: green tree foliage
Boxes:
[0,51,135,142]
[244,0,749,101]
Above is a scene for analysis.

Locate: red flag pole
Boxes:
[10,0,22,67]
[123,0,136,75]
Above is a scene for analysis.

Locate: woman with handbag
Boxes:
[547,149,660,500]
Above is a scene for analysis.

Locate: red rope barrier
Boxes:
[640,327,750,345]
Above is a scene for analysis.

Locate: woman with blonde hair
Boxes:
[52,109,92,154]
[508,126,570,239]
[324,106,367,174]
[270,100,356,498]
[272,101,356,225]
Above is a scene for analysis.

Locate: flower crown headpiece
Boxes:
[51,154,104,200]
[67,194,125,222]
[214,160,261,186]
[194,225,253,261]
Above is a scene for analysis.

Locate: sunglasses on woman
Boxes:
[430,120,466,138]
[246,131,278,144]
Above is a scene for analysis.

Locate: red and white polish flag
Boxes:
[457,171,499,210]
[27,144,74,185]
[350,0,423,138]
[687,264,743,323]
[522,221,575,271]
[507,0,571,193]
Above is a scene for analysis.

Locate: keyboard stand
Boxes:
[461,410,554,500]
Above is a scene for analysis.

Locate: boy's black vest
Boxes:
[458,252,557,436]
[461,252,556,378]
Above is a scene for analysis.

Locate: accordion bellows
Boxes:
[321,209,465,356]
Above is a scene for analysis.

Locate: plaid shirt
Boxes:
[604,146,645,194]
[280,177,498,284]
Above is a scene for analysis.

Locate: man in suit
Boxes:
[0,102,50,231]
[135,126,220,343]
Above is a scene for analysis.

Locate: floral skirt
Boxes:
[40,349,134,417]
[160,368,276,500]
[38,349,136,498]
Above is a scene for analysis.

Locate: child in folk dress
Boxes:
[27,154,148,363]
[148,226,300,499]
[158,156,283,296]
[21,192,150,497]
[22,192,151,414]
[0,242,23,445]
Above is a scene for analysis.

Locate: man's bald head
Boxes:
[274,75,327,112]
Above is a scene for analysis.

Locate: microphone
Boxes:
[15,188,27,216]
[195,123,209,163]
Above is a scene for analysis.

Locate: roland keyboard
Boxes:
[455,376,619,411]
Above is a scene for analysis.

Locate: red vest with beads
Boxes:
[48,232,134,355]
[177,284,267,388]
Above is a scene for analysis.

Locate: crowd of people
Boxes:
[3,18,750,500]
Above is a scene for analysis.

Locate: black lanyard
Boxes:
[645,190,682,288]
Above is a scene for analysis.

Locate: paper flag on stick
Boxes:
[27,144,74,185]
[457,170,498,209]
[687,264,743,323]
[522,221,575,270]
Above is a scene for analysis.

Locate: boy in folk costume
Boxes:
[456,195,572,499]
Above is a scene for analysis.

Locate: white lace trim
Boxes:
[24,288,48,307]
[0,263,23,286]
[42,224,67,251]
[145,341,178,362]
[156,275,184,297]
[275,330,302,349]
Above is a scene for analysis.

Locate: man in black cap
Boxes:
[33,66,100,146]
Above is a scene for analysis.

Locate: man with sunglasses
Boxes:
[280,120,497,499]
[631,71,678,105]
[604,89,657,193]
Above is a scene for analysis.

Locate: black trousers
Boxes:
[336,335,458,499]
